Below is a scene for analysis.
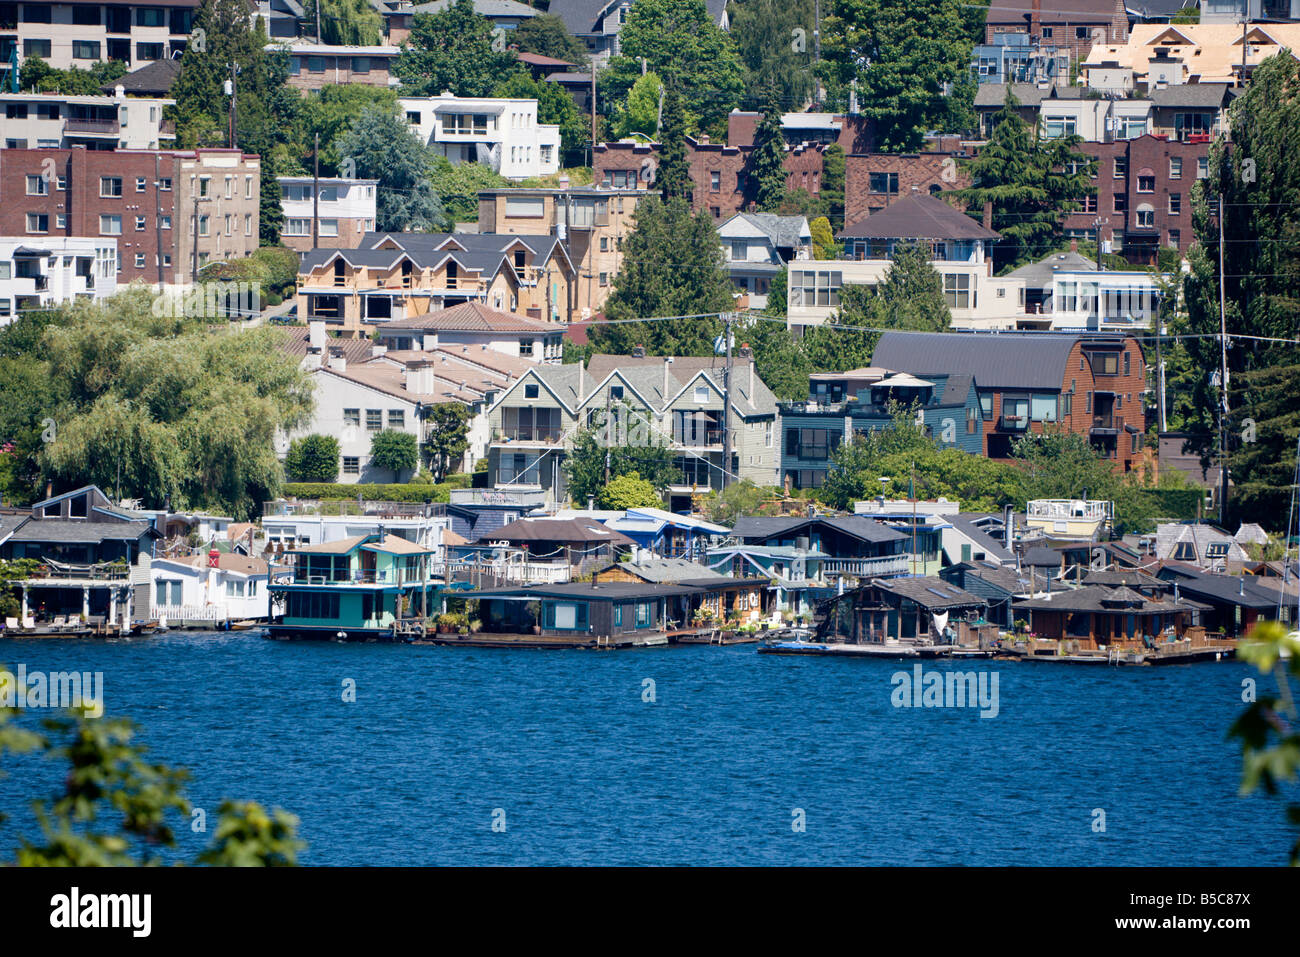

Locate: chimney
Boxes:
[982,201,993,231]
[749,359,755,398]
[327,346,346,372]
[663,356,672,398]
[1030,0,1041,39]
[632,344,646,358]
[403,359,434,394]
[304,347,323,370]
[371,343,388,358]
[309,320,326,351]
[1070,239,1078,253]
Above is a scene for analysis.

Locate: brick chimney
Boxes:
[1070,239,1078,253]
[632,344,646,358]
[983,201,993,231]
[1030,0,1041,41]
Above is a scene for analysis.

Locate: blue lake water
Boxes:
[0,631,1291,866]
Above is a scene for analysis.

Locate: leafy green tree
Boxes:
[587,197,733,355]
[738,313,813,402]
[729,0,816,109]
[336,107,448,232]
[701,479,775,524]
[18,57,125,94]
[1011,430,1117,501]
[821,0,979,151]
[428,155,511,223]
[750,84,787,211]
[0,699,304,866]
[598,471,664,509]
[1230,621,1300,864]
[564,420,677,506]
[612,72,664,140]
[199,245,300,304]
[1181,53,1300,528]
[600,0,745,133]
[422,403,471,483]
[1171,5,1199,22]
[395,0,522,97]
[656,87,690,201]
[512,13,590,67]
[776,186,830,220]
[303,0,382,45]
[803,241,950,370]
[295,85,400,176]
[822,144,846,229]
[23,289,312,519]
[810,216,839,259]
[953,89,1096,271]
[369,429,419,479]
[285,434,341,482]
[492,71,588,160]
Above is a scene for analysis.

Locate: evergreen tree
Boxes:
[422,404,471,483]
[612,72,664,140]
[1181,53,1300,527]
[512,13,590,67]
[303,0,382,45]
[656,88,690,202]
[587,197,733,355]
[729,0,816,109]
[395,0,522,97]
[335,107,448,232]
[285,434,340,482]
[953,90,1095,271]
[564,422,676,506]
[750,85,787,211]
[822,144,846,229]
[821,0,979,151]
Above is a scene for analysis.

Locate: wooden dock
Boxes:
[411,630,671,650]
[758,640,955,659]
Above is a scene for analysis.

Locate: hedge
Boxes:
[283,482,452,503]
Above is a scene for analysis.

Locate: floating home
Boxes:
[268,533,443,640]
[451,581,701,649]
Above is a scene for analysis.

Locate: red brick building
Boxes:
[0,146,260,286]
[844,151,975,228]
[872,331,1149,471]
[985,0,1128,63]
[1065,134,1209,262]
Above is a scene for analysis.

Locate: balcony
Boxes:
[65,118,120,136]
[1090,413,1123,433]
[820,555,910,579]
[996,414,1029,432]
[675,430,724,449]
[496,427,562,444]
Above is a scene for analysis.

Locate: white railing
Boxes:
[154,603,228,622]
[821,556,910,578]
[1026,499,1113,521]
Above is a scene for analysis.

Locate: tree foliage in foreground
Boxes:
[564,417,677,507]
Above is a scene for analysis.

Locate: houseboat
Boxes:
[266,533,444,641]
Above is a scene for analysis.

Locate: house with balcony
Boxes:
[267,533,442,640]
[483,350,781,511]
[789,192,1024,331]
[972,32,1071,84]
[482,516,635,580]
[1006,248,1167,331]
[277,176,378,252]
[149,552,272,628]
[295,231,576,335]
[729,514,912,586]
[717,212,812,309]
[778,369,984,492]
[870,331,1149,468]
[705,543,831,620]
[0,236,117,322]
[401,93,561,180]
[0,91,174,150]
[477,185,648,317]
[556,506,730,560]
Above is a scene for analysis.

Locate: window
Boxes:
[160,215,172,230]
[869,172,899,194]
[26,213,48,233]
[134,253,145,268]
[198,215,209,237]
[308,56,325,73]
[599,272,608,286]
[710,171,720,191]
[137,6,166,26]
[1196,156,1209,179]
[1090,352,1119,375]
[318,219,339,238]
[159,177,171,191]
[366,409,383,431]
[609,386,623,400]
[136,42,163,61]
[765,421,773,448]
[694,386,710,403]
[519,339,534,357]
[1113,156,1127,178]
[635,602,651,627]
[343,409,360,427]
[523,383,539,399]
[1170,157,1182,179]
[199,176,210,197]
[99,214,122,235]
[1031,394,1058,422]
[351,56,370,73]
[23,38,50,57]
[1168,228,1180,248]
[1113,193,1127,213]
[100,177,123,198]
[1136,205,1155,229]
[943,273,971,309]
[1043,116,1076,139]
[72,40,101,59]
[1137,175,1155,193]
[1168,193,1181,215]
[387,410,404,429]
[1123,351,1131,376]
[135,216,146,231]
[25,174,46,196]
[789,269,842,308]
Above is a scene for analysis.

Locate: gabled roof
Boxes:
[600,558,736,585]
[873,576,987,610]
[987,0,1121,22]
[731,515,907,545]
[1006,250,1099,288]
[973,83,1052,109]
[10,520,156,544]
[291,535,370,555]
[486,517,636,545]
[870,331,1090,392]
[720,212,811,249]
[385,302,564,334]
[156,553,270,576]
[101,58,180,96]
[946,513,1015,563]
[583,354,779,418]
[838,193,1000,242]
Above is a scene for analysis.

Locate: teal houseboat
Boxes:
[268,534,442,641]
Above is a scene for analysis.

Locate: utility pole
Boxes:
[721,313,732,491]
[313,132,320,250]
[316,0,322,43]
[813,0,823,108]
[1217,189,1230,527]
[226,63,237,149]
[590,69,597,166]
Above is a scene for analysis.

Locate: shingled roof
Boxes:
[385,302,564,334]
[839,193,1000,242]
[870,331,1088,392]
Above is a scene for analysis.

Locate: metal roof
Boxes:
[870,331,1090,392]
[839,193,1000,242]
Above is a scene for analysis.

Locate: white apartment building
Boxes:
[0,91,174,150]
[400,94,561,180]
[276,176,378,252]
[0,236,117,323]
[0,2,195,75]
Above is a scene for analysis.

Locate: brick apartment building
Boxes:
[872,331,1149,470]
[844,150,975,227]
[985,0,1128,63]
[0,146,260,286]
[1065,134,1209,261]
[594,113,875,221]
